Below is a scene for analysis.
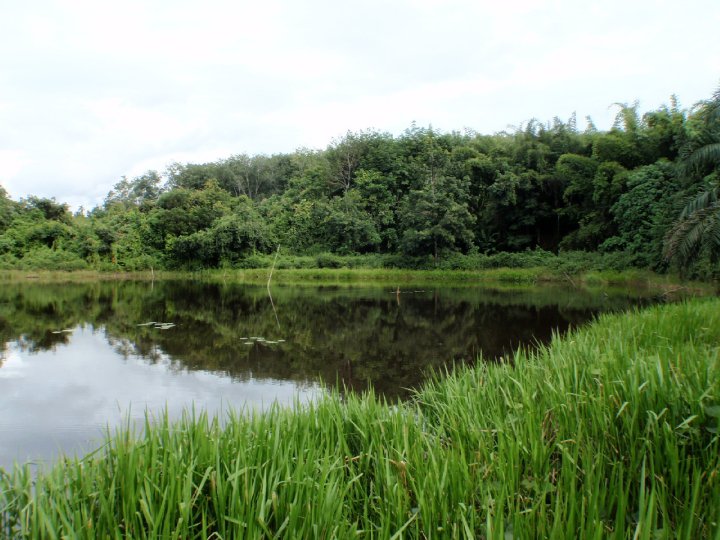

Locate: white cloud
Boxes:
[0,150,30,186]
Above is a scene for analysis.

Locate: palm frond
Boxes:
[710,208,720,248]
[667,85,720,265]
[678,142,720,177]
[679,185,719,219]
[664,202,720,261]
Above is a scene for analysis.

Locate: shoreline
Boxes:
[0,267,713,292]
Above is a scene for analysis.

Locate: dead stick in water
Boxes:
[267,245,280,289]
[268,246,281,329]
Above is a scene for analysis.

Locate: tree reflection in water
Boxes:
[0,280,665,400]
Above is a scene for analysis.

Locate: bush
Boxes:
[0,253,19,270]
[15,247,89,271]
[315,253,345,268]
[131,248,656,274]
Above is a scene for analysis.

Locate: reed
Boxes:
[2,299,719,538]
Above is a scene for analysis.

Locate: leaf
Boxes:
[676,415,698,429]
[704,405,720,418]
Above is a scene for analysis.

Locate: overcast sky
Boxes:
[1,0,718,210]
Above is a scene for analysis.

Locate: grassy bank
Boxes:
[2,300,719,538]
[0,269,177,283]
[2,249,715,289]
[197,266,702,288]
[0,267,708,296]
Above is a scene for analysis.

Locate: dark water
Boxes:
[0,280,674,469]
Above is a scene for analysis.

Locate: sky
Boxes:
[1,0,718,211]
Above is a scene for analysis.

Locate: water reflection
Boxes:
[0,280,674,468]
[0,332,318,470]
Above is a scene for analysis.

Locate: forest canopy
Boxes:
[1,90,719,277]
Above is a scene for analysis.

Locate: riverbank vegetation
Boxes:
[2,299,718,538]
[1,89,719,279]
[0,264,692,288]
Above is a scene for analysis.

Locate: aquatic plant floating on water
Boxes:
[155,323,176,330]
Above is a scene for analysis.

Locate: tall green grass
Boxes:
[199,266,549,285]
[2,300,719,538]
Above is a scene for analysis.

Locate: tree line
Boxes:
[1,89,718,276]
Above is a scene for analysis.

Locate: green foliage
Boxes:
[21,196,71,223]
[8,246,89,270]
[602,161,681,268]
[0,186,17,234]
[664,89,720,273]
[7,90,720,276]
[354,169,398,250]
[169,198,273,267]
[664,183,720,275]
[399,187,475,259]
[320,192,380,254]
[104,171,163,209]
[211,153,292,199]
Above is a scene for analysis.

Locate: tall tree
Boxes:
[104,171,163,209]
[0,186,16,234]
[664,187,719,265]
[664,89,720,267]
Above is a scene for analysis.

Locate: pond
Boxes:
[0,279,680,469]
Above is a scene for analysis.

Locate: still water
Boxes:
[0,280,674,469]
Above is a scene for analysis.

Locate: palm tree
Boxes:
[664,88,720,265]
[664,186,719,262]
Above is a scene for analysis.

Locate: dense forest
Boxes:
[1,89,718,277]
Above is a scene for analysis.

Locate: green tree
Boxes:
[325,131,370,195]
[169,197,273,267]
[321,191,380,254]
[104,171,163,210]
[481,170,544,251]
[148,181,234,247]
[399,175,475,261]
[602,161,680,267]
[556,154,601,249]
[354,169,398,251]
[215,154,291,200]
[0,186,16,234]
[22,196,71,223]
[664,89,720,268]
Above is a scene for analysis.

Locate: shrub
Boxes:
[16,247,88,271]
